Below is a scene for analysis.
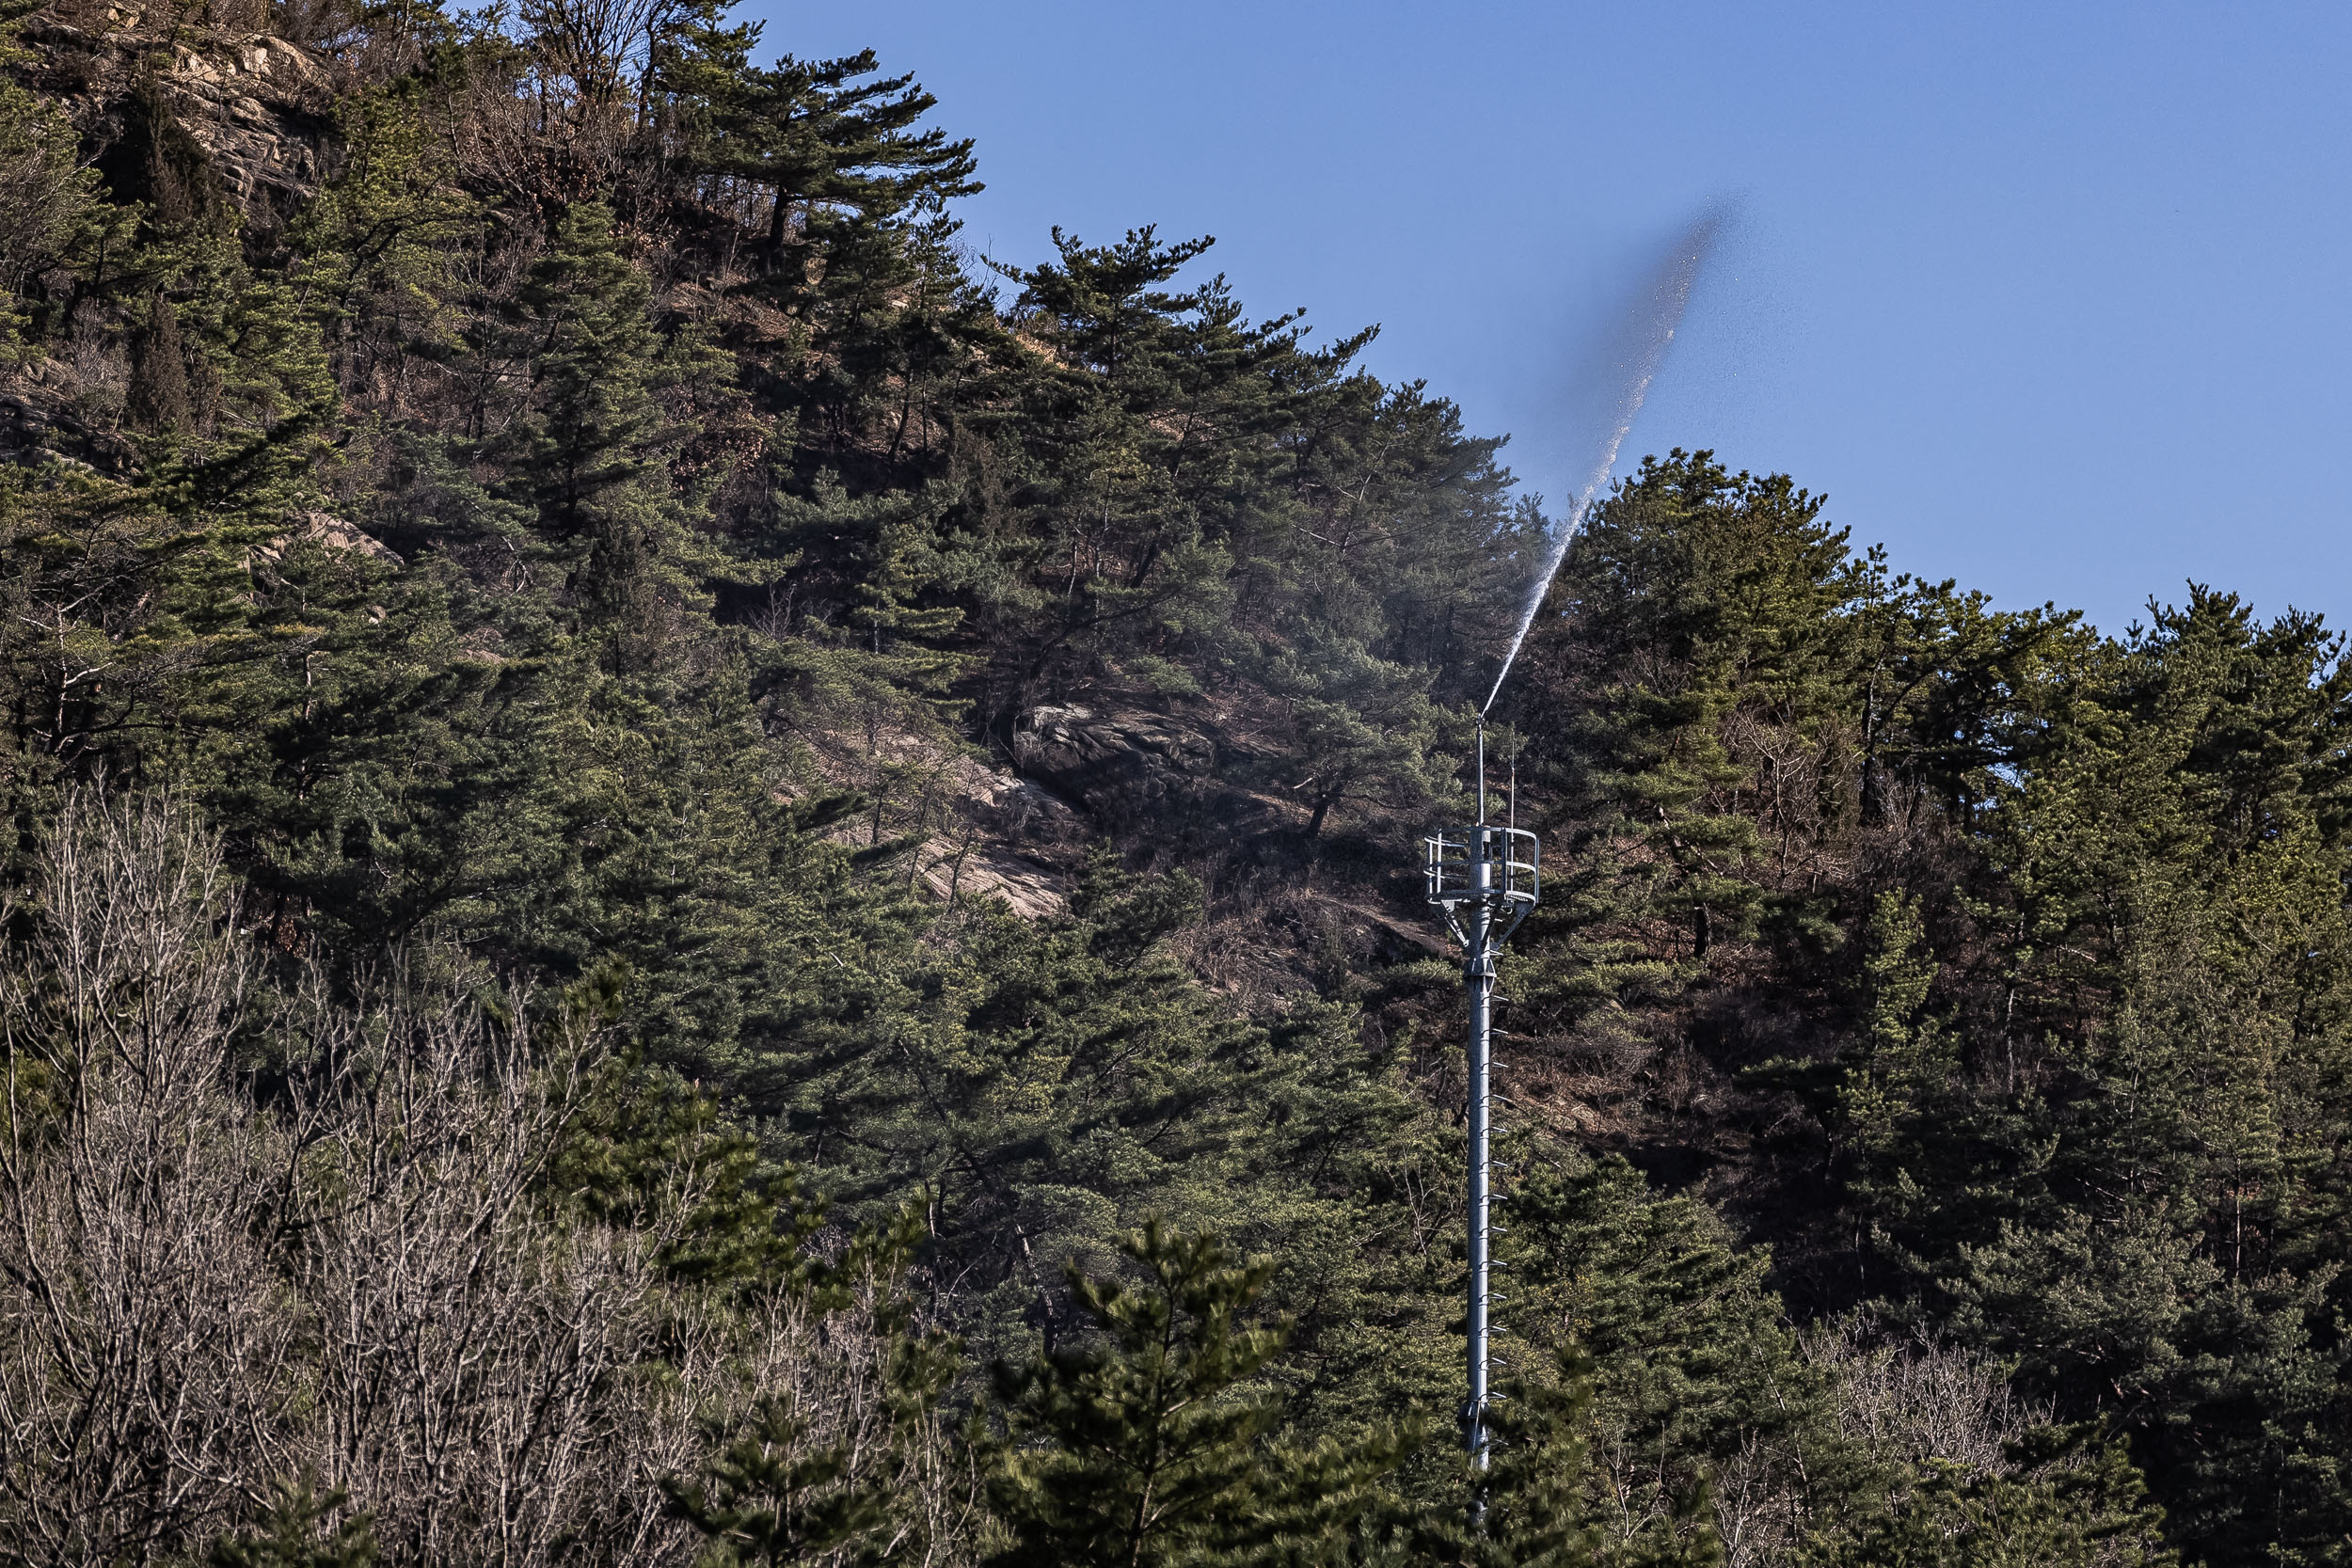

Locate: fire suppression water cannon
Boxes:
[1424,727,1538,1480]
[1427,198,1709,1522]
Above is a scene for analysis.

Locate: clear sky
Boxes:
[752,0,2352,638]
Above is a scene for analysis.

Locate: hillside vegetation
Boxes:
[0,3,2344,1563]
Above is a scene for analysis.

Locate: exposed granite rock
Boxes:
[1013,703,1218,828]
[950,748,1084,846]
[910,752,1076,916]
[249,509,405,567]
[917,839,1068,920]
[1,18,355,472]
[22,12,348,233]
[0,377,137,475]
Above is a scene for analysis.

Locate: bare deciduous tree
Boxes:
[0,792,293,1563]
[0,792,977,1567]
[1709,1315,2050,1568]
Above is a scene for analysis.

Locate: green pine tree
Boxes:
[497,200,733,669]
[985,1220,1405,1568]
[1803,1425,2177,1568]
[207,1476,376,1568]
[665,1213,963,1566]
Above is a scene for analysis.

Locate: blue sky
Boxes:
[755,0,2352,637]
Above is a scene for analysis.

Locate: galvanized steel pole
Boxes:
[1425,725,1536,1524]
[1464,875,1495,1472]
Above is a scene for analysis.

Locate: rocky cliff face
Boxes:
[1013,704,1219,830]
[2,10,345,468]
[21,8,347,232]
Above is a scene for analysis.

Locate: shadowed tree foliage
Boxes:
[207,1479,378,1568]
[985,1221,1409,1568]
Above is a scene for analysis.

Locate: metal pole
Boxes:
[1458,893,1496,1476]
[1432,718,1526,1525]
[1465,885,1494,1476]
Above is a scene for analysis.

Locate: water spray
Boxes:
[1482,205,1728,718]
[1427,204,1724,1511]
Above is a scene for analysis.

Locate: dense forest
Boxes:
[0,0,2344,1563]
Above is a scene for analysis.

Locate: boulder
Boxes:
[1013,704,1217,829]
[917,840,1067,920]
[0,388,136,475]
[248,510,405,568]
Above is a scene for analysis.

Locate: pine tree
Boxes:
[125,287,190,433]
[665,1214,962,1567]
[656,29,987,447]
[1545,450,1852,962]
[1263,626,1457,840]
[291,80,482,400]
[979,226,1311,704]
[1804,1425,2177,1568]
[985,1220,1404,1568]
[0,56,102,361]
[1401,1351,1722,1568]
[1742,890,1958,1275]
[758,476,977,772]
[1499,1155,1849,1564]
[498,199,728,668]
[1875,585,2352,1564]
[207,1476,376,1568]
[661,39,978,284]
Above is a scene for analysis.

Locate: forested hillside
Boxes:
[0,1,2344,1563]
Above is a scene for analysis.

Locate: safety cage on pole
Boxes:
[1423,825,1540,943]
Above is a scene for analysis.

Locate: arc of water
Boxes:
[1481,207,1726,717]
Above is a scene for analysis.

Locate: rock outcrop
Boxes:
[2,13,351,464]
[0,360,136,474]
[1013,703,1219,829]
[23,10,348,233]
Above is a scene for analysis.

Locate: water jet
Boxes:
[1428,203,1724,1510]
[1483,206,1728,717]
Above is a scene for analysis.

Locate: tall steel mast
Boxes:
[1424,719,1538,1477]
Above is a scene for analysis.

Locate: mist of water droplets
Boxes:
[1483,206,1727,716]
